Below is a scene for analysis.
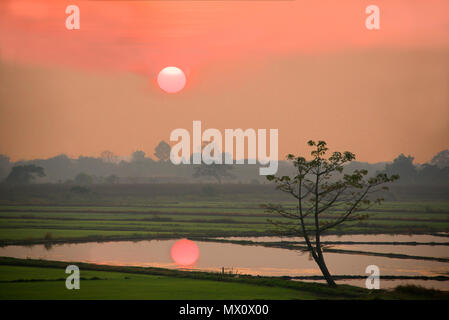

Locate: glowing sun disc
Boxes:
[157,66,186,93]
[171,239,200,266]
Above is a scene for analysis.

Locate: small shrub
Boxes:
[44,232,53,240]
[393,284,444,298]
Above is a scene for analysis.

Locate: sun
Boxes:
[170,239,199,266]
[157,66,186,93]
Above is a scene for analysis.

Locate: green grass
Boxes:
[1,258,447,300]
[1,186,447,299]
[0,265,320,300]
[0,201,448,244]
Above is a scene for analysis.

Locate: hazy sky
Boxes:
[0,0,448,163]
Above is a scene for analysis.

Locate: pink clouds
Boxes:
[1,0,448,75]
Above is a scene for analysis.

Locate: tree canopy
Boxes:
[5,165,46,184]
[154,141,171,162]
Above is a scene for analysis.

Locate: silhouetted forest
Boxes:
[0,143,447,186]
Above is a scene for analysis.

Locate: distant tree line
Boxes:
[384,151,449,185]
[0,144,447,185]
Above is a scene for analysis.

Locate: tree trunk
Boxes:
[314,255,336,287]
[312,164,336,287]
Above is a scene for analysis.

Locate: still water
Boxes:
[0,236,448,290]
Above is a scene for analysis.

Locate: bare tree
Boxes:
[192,143,234,184]
[263,140,399,287]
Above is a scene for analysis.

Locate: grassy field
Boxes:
[0,265,320,300]
[0,183,447,244]
[0,200,448,244]
[0,184,448,299]
[0,257,447,300]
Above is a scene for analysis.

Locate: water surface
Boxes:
[1,238,448,290]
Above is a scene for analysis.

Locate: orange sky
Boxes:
[0,0,448,163]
